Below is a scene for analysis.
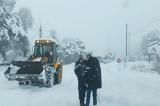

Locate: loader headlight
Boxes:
[36,40,40,43]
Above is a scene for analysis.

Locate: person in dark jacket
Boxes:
[84,54,102,106]
[74,55,87,106]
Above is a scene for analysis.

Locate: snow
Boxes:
[0,62,160,106]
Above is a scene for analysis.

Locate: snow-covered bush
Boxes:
[97,53,115,64]
[148,52,160,74]
[152,59,160,74]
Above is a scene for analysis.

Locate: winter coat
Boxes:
[84,56,102,89]
[74,59,86,89]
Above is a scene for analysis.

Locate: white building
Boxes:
[147,40,160,63]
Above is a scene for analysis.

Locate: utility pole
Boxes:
[128,32,131,58]
[125,24,128,69]
[39,25,42,38]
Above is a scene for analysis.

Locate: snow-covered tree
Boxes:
[97,53,115,64]
[58,38,87,64]
[49,29,58,40]
[0,0,30,61]
[0,0,16,14]
[17,7,33,32]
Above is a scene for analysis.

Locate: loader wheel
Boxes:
[54,73,58,85]
[45,74,54,88]
[45,66,55,87]
[57,65,62,84]
[58,71,62,84]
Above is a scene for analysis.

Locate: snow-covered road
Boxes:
[0,62,160,106]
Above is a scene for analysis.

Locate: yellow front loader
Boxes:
[4,38,63,87]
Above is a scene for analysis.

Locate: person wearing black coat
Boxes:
[74,55,87,106]
[84,54,102,106]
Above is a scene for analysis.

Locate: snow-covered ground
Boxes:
[0,61,160,106]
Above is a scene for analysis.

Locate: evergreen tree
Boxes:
[0,0,30,61]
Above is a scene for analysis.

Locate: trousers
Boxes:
[86,88,97,106]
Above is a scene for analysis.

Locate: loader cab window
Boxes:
[52,44,57,63]
[34,45,43,56]
[52,44,57,56]
[34,43,57,58]
[34,44,53,57]
[43,45,52,56]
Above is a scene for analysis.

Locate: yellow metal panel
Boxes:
[54,63,59,70]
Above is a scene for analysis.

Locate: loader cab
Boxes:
[33,39,57,63]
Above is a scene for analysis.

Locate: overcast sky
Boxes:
[15,0,160,56]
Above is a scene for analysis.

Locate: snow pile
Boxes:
[0,61,160,106]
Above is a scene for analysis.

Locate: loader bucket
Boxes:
[12,61,43,74]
